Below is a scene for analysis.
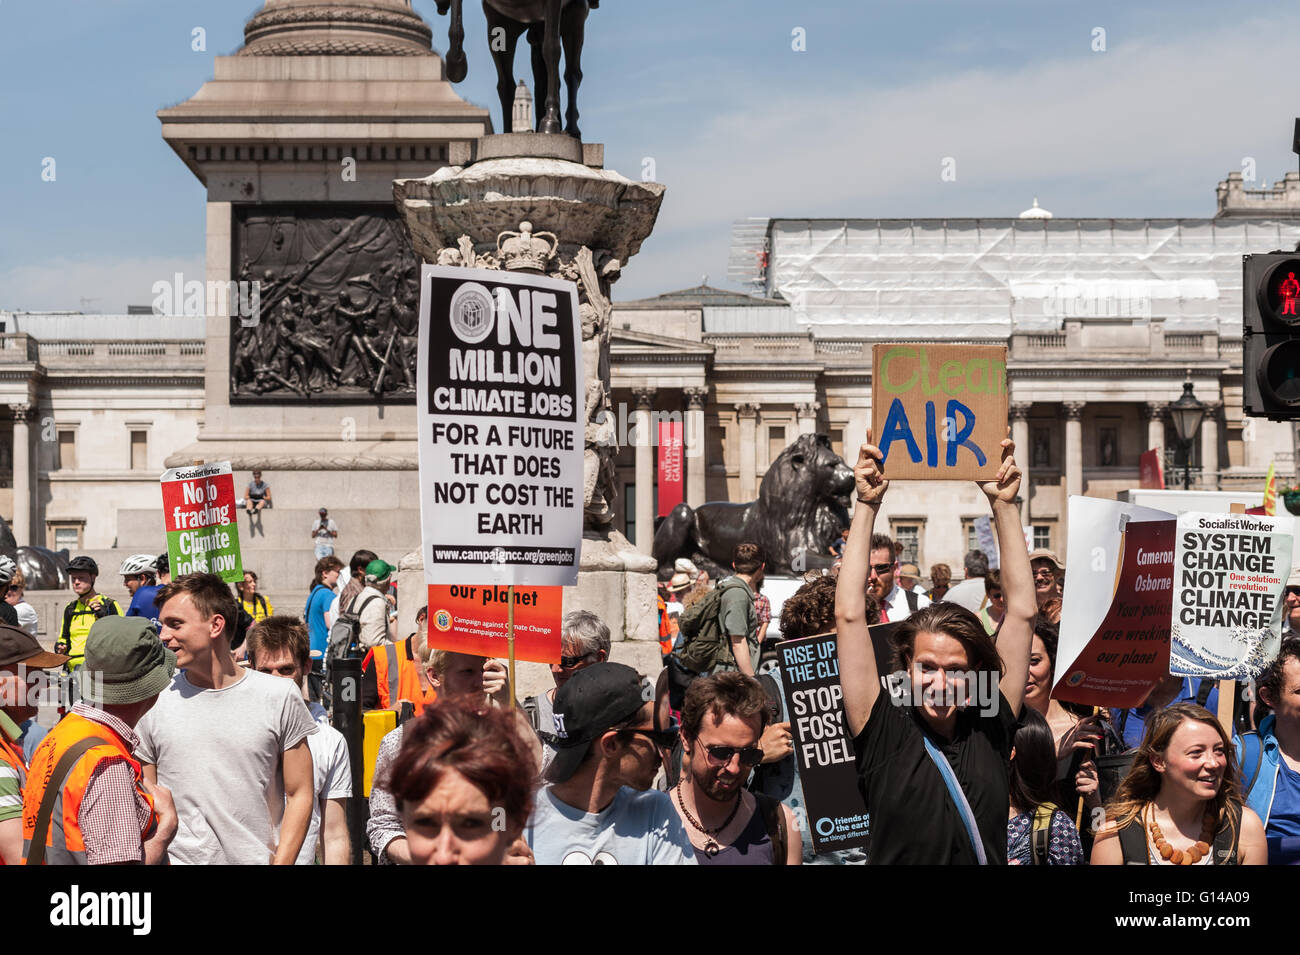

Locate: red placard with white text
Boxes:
[426,584,562,664]
[657,420,684,516]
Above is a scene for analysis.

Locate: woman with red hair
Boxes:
[386,700,538,865]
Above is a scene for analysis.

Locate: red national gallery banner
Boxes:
[1054,496,1175,709]
[426,584,562,665]
[657,420,683,516]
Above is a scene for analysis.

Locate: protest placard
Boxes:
[426,584,562,665]
[776,633,870,854]
[1054,496,1175,708]
[871,343,1007,481]
[417,265,584,588]
[1170,512,1294,680]
[160,462,243,582]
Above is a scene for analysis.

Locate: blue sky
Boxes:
[1,0,1296,308]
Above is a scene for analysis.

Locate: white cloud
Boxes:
[0,254,205,313]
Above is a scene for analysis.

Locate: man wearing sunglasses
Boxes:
[672,673,801,865]
[526,662,696,865]
[869,534,929,623]
[523,610,611,778]
[1282,572,1300,637]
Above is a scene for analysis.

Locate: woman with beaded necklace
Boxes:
[1092,702,1266,865]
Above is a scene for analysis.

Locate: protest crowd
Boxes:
[0,429,1294,869]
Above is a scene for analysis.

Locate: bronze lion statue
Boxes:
[652,432,853,579]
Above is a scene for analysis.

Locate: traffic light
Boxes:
[1243,252,1300,419]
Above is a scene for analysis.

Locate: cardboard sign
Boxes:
[871,344,1007,480]
[1170,512,1294,680]
[160,462,243,582]
[1054,496,1175,708]
[657,420,684,517]
[416,266,584,588]
[1139,448,1165,489]
[776,633,870,854]
[426,584,562,665]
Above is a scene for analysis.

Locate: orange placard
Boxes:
[426,584,562,664]
[871,343,1007,481]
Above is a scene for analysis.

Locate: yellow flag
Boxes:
[1264,462,1277,516]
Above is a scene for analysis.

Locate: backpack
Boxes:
[676,579,749,674]
[1029,802,1059,866]
[326,593,382,668]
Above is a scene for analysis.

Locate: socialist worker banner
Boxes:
[160,462,243,582]
[1170,511,1294,680]
[426,584,562,665]
[657,420,684,516]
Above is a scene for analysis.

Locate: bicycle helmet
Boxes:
[119,553,158,576]
[0,555,14,586]
[67,556,99,575]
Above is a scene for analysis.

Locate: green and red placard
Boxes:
[160,462,244,583]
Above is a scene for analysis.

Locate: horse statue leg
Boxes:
[528,21,547,131]
[560,0,587,139]
[443,0,468,83]
[484,4,526,133]
[538,0,563,134]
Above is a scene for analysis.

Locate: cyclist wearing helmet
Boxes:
[0,557,19,628]
[56,556,120,671]
[122,554,163,632]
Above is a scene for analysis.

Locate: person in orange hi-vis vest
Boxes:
[362,606,437,715]
[0,624,69,865]
[22,617,177,865]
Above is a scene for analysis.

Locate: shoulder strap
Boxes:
[905,589,919,613]
[355,594,381,616]
[1116,817,1149,865]
[752,792,788,866]
[920,734,987,864]
[1195,679,1213,707]
[25,735,113,866]
[61,602,76,642]
[1238,731,1264,797]
[1213,802,1241,865]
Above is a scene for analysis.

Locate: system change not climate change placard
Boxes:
[160,462,244,582]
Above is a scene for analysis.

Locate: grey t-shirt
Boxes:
[525,785,697,866]
[135,669,318,865]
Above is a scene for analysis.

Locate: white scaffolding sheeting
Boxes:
[762,218,1300,339]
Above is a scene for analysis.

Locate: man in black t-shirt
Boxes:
[835,428,1036,865]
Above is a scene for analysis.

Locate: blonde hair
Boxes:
[8,567,24,591]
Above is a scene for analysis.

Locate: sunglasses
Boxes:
[559,653,595,668]
[704,744,764,767]
[5,586,19,594]
[988,590,1004,600]
[870,563,894,576]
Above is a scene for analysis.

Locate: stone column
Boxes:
[795,401,820,436]
[1063,402,1086,542]
[9,404,32,547]
[1143,402,1166,454]
[736,402,760,501]
[1010,402,1032,522]
[633,387,656,553]
[1201,402,1220,491]
[684,386,708,507]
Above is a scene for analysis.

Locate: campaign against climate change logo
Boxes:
[160,462,244,582]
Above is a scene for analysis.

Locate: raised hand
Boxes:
[977,431,1021,506]
[854,428,889,507]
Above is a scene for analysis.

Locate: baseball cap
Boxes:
[0,624,69,669]
[1028,549,1065,572]
[78,617,177,705]
[319,507,328,514]
[364,559,395,586]
[1287,568,1300,589]
[544,663,647,784]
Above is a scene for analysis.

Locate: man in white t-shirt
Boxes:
[136,574,317,865]
[525,663,696,865]
[868,534,930,623]
[249,615,352,865]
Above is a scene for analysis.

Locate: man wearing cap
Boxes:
[524,662,696,865]
[0,624,68,864]
[1283,570,1300,637]
[56,556,121,673]
[1028,548,1065,610]
[20,617,178,865]
[356,558,396,648]
[313,507,339,560]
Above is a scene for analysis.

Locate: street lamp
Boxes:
[1168,380,1206,491]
